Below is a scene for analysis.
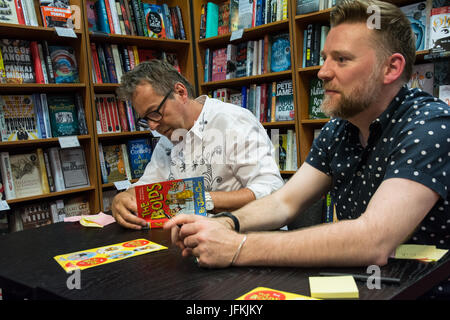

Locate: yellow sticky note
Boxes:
[80,217,103,228]
[394,244,448,262]
[236,287,318,300]
[309,276,359,299]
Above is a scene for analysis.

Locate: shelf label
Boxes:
[114,180,132,191]
[230,29,244,41]
[55,27,78,38]
[58,136,80,149]
[0,200,10,211]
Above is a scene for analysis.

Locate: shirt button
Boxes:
[357,171,362,176]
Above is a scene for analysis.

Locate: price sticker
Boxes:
[114,180,132,191]
[55,27,78,38]
[58,136,80,149]
[0,200,10,211]
[230,29,244,41]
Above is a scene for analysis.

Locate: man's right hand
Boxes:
[111,188,148,230]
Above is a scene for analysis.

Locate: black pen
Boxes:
[318,272,401,284]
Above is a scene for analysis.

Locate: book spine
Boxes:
[111,44,123,82]
[162,4,174,39]
[39,93,52,138]
[20,0,30,25]
[96,44,110,83]
[23,0,38,26]
[126,46,135,70]
[110,96,121,132]
[90,43,103,84]
[103,44,118,83]
[115,0,127,35]
[175,6,186,40]
[205,2,218,38]
[103,0,116,33]
[43,149,55,192]
[138,0,148,37]
[130,0,144,36]
[36,148,50,194]
[37,43,49,84]
[0,152,16,200]
[32,93,46,139]
[14,0,25,24]
[30,41,44,84]
[98,143,108,183]
[75,93,88,135]
[96,97,108,133]
[121,143,132,180]
[96,0,111,33]
[41,41,55,83]
[48,147,65,192]
[125,100,135,131]
[117,99,129,131]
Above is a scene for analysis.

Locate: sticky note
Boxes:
[394,244,448,262]
[309,276,359,299]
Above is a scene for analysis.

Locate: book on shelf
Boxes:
[0,0,20,25]
[0,39,35,84]
[439,84,450,105]
[199,3,207,39]
[39,0,72,28]
[429,6,450,54]
[309,77,326,119]
[127,138,152,179]
[407,62,434,95]
[205,1,218,38]
[0,168,5,201]
[101,143,130,183]
[274,79,294,121]
[49,45,79,83]
[59,147,90,190]
[229,0,239,32]
[135,176,207,228]
[47,146,65,192]
[400,1,432,51]
[10,151,44,198]
[143,3,167,39]
[211,47,227,82]
[0,151,16,200]
[238,0,253,30]
[64,195,91,217]
[270,33,291,72]
[47,94,80,137]
[218,0,230,35]
[0,95,39,141]
[12,202,53,232]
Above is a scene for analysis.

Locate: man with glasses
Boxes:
[111,59,284,229]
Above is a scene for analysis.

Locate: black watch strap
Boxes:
[212,212,240,232]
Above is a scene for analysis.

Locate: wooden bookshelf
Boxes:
[192,0,300,174]
[0,0,100,215]
[82,0,196,212]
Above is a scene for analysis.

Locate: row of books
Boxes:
[0,93,88,142]
[204,32,291,82]
[0,196,90,234]
[87,0,186,40]
[209,79,295,123]
[296,0,336,15]
[90,42,180,84]
[0,39,79,84]
[0,147,90,200]
[302,24,329,68]
[0,0,73,28]
[201,0,289,39]
[95,93,143,134]
[98,138,154,183]
[270,129,298,171]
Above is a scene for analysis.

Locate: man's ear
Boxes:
[174,82,188,101]
[382,53,406,85]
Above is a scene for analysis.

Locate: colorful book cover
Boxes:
[10,152,44,198]
[205,1,218,38]
[39,0,72,28]
[429,6,450,53]
[0,0,19,24]
[407,62,434,95]
[0,95,39,141]
[49,45,79,83]
[236,287,318,300]
[275,80,294,121]
[400,1,430,51]
[86,0,99,31]
[270,33,291,72]
[309,77,326,119]
[135,177,207,229]
[102,144,127,182]
[54,238,167,272]
[229,0,239,32]
[126,138,152,179]
[0,39,35,83]
[238,0,252,30]
[211,48,227,82]
[46,94,80,137]
[143,3,166,38]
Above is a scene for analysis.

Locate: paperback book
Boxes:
[0,39,35,83]
[49,46,79,83]
[135,177,207,229]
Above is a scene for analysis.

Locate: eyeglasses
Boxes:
[137,90,172,129]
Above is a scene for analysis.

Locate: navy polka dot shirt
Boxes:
[306,87,450,249]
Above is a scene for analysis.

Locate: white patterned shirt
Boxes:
[132,96,284,199]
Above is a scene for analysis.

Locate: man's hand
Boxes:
[111,189,148,230]
[164,214,244,268]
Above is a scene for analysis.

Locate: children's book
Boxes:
[135,177,207,229]
[54,238,167,272]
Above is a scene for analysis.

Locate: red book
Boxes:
[30,41,44,84]
[90,43,103,84]
[103,0,115,34]
[109,96,120,132]
[14,0,25,24]
[135,177,207,229]
[117,100,129,131]
[96,97,108,133]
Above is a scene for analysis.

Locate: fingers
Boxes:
[163,213,204,230]
[112,191,147,229]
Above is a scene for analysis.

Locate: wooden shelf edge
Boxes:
[97,131,151,139]
[263,121,296,127]
[6,186,96,205]
[201,70,292,87]
[0,135,91,148]
[301,119,329,124]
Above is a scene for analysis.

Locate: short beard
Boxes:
[321,68,383,119]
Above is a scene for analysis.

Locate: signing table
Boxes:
[0,221,448,300]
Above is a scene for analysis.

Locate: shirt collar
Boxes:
[189,95,209,139]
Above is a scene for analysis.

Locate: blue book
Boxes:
[94,0,110,33]
[270,33,291,72]
[102,44,118,83]
[32,94,46,139]
[127,138,152,179]
[205,2,218,38]
[49,46,79,83]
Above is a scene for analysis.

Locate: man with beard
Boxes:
[164,0,449,298]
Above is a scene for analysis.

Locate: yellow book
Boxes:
[309,276,359,299]
[236,287,318,300]
[36,148,50,194]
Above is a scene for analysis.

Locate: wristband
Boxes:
[212,212,240,232]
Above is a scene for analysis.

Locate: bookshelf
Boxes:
[82,0,196,211]
[290,0,449,163]
[0,0,100,216]
[192,0,300,175]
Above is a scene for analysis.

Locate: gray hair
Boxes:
[116,59,195,100]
